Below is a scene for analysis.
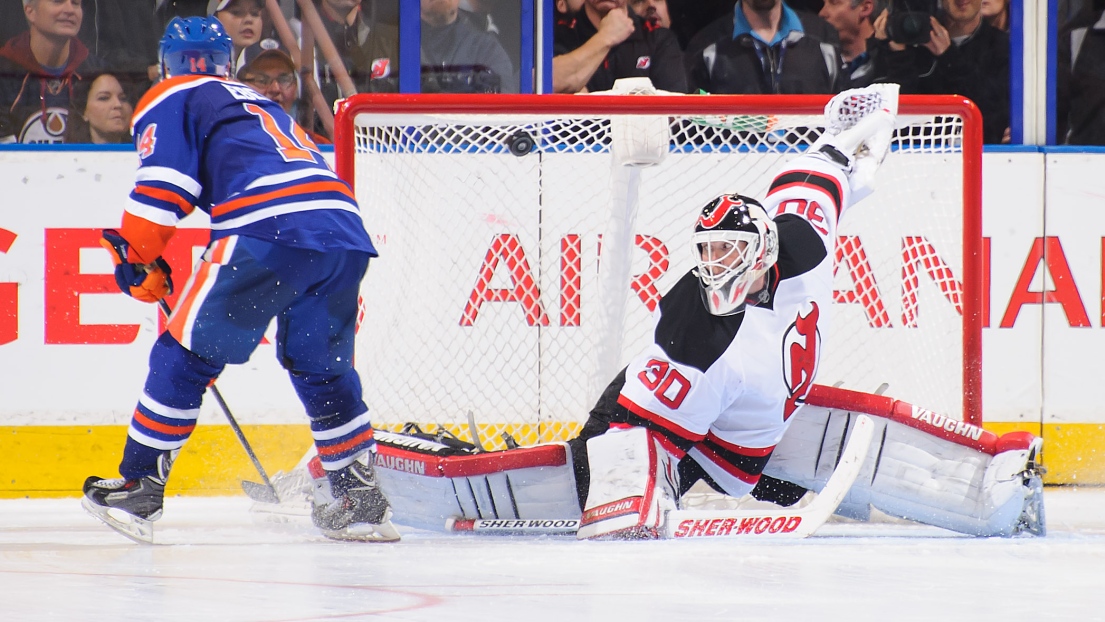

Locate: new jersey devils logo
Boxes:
[371,58,392,79]
[697,195,745,229]
[781,301,821,420]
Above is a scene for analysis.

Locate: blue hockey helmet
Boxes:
[158,17,232,79]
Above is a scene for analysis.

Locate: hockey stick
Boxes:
[445,518,581,535]
[155,299,281,504]
[443,415,875,539]
[661,414,875,539]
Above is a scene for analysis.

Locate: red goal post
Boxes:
[334,94,983,449]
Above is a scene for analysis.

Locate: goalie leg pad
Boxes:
[577,427,680,540]
[763,401,1045,537]
[371,433,581,530]
[259,433,589,532]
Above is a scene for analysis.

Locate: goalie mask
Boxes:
[692,194,779,316]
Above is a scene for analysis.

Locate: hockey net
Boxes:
[334,93,983,451]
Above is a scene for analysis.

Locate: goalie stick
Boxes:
[446,518,581,535]
[444,415,875,539]
[662,414,875,539]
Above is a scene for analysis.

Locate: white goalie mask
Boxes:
[691,194,779,316]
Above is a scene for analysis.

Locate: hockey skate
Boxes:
[1014,438,1047,537]
[310,453,400,542]
[81,450,176,544]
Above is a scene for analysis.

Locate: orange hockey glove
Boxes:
[100,229,174,303]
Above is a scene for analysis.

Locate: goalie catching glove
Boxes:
[100,229,174,303]
[810,83,899,204]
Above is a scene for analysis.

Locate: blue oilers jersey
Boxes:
[127,75,376,255]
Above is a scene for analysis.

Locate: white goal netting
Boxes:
[337,94,983,450]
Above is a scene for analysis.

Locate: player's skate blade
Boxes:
[80,495,157,544]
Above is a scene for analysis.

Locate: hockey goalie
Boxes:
[253,85,1045,539]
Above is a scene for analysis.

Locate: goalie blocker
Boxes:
[273,386,1043,538]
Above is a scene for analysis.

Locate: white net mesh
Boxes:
[342,96,979,450]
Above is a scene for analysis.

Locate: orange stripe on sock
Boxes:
[133,408,195,437]
[317,428,376,457]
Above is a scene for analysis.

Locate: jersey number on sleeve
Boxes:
[243,103,320,163]
[777,199,829,235]
[638,358,692,409]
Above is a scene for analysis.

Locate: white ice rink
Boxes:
[1,488,1103,621]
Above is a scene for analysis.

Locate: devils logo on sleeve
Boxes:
[781,302,821,420]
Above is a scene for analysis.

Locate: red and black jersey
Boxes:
[588,154,853,498]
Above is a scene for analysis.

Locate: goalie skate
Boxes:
[1012,437,1046,537]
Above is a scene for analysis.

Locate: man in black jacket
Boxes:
[553,0,687,93]
[1057,6,1105,144]
[871,0,1010,143]
[684,0,846,95]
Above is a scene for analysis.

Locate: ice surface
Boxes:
[1,488,1102,621]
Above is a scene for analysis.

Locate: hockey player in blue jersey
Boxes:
[82,17,398,543]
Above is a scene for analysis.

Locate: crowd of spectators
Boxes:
[0,0,1099,146]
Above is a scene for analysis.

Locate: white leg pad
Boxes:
[764,392,1043,537]
[372,433,581,530]
[577,427,680,540]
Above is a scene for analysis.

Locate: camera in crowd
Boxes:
[886,0,941,46]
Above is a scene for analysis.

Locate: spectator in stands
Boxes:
[461,0,523,78]
[981,0,1009,32]
[63,71,132,143]
[820,0,879,87]
[871,0,1010,143]
[665,0,734,50]
[0,0,104,143]
[1057,5,1105,144]
[67,1,212,100]
[556,0,586,16]
[210,0,268,76]
[629,0,672,28]
[421,0,516,93]
[553,0,687,93]
[684,0,846,94]
[312,0,400,107]
[237,48,332,144]
[82,1,161,95]
[238,48,298,113]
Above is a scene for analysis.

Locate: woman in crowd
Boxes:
[64,72,134,144]
[981,0,1009,31]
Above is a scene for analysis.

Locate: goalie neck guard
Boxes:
[691,194,779,316]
